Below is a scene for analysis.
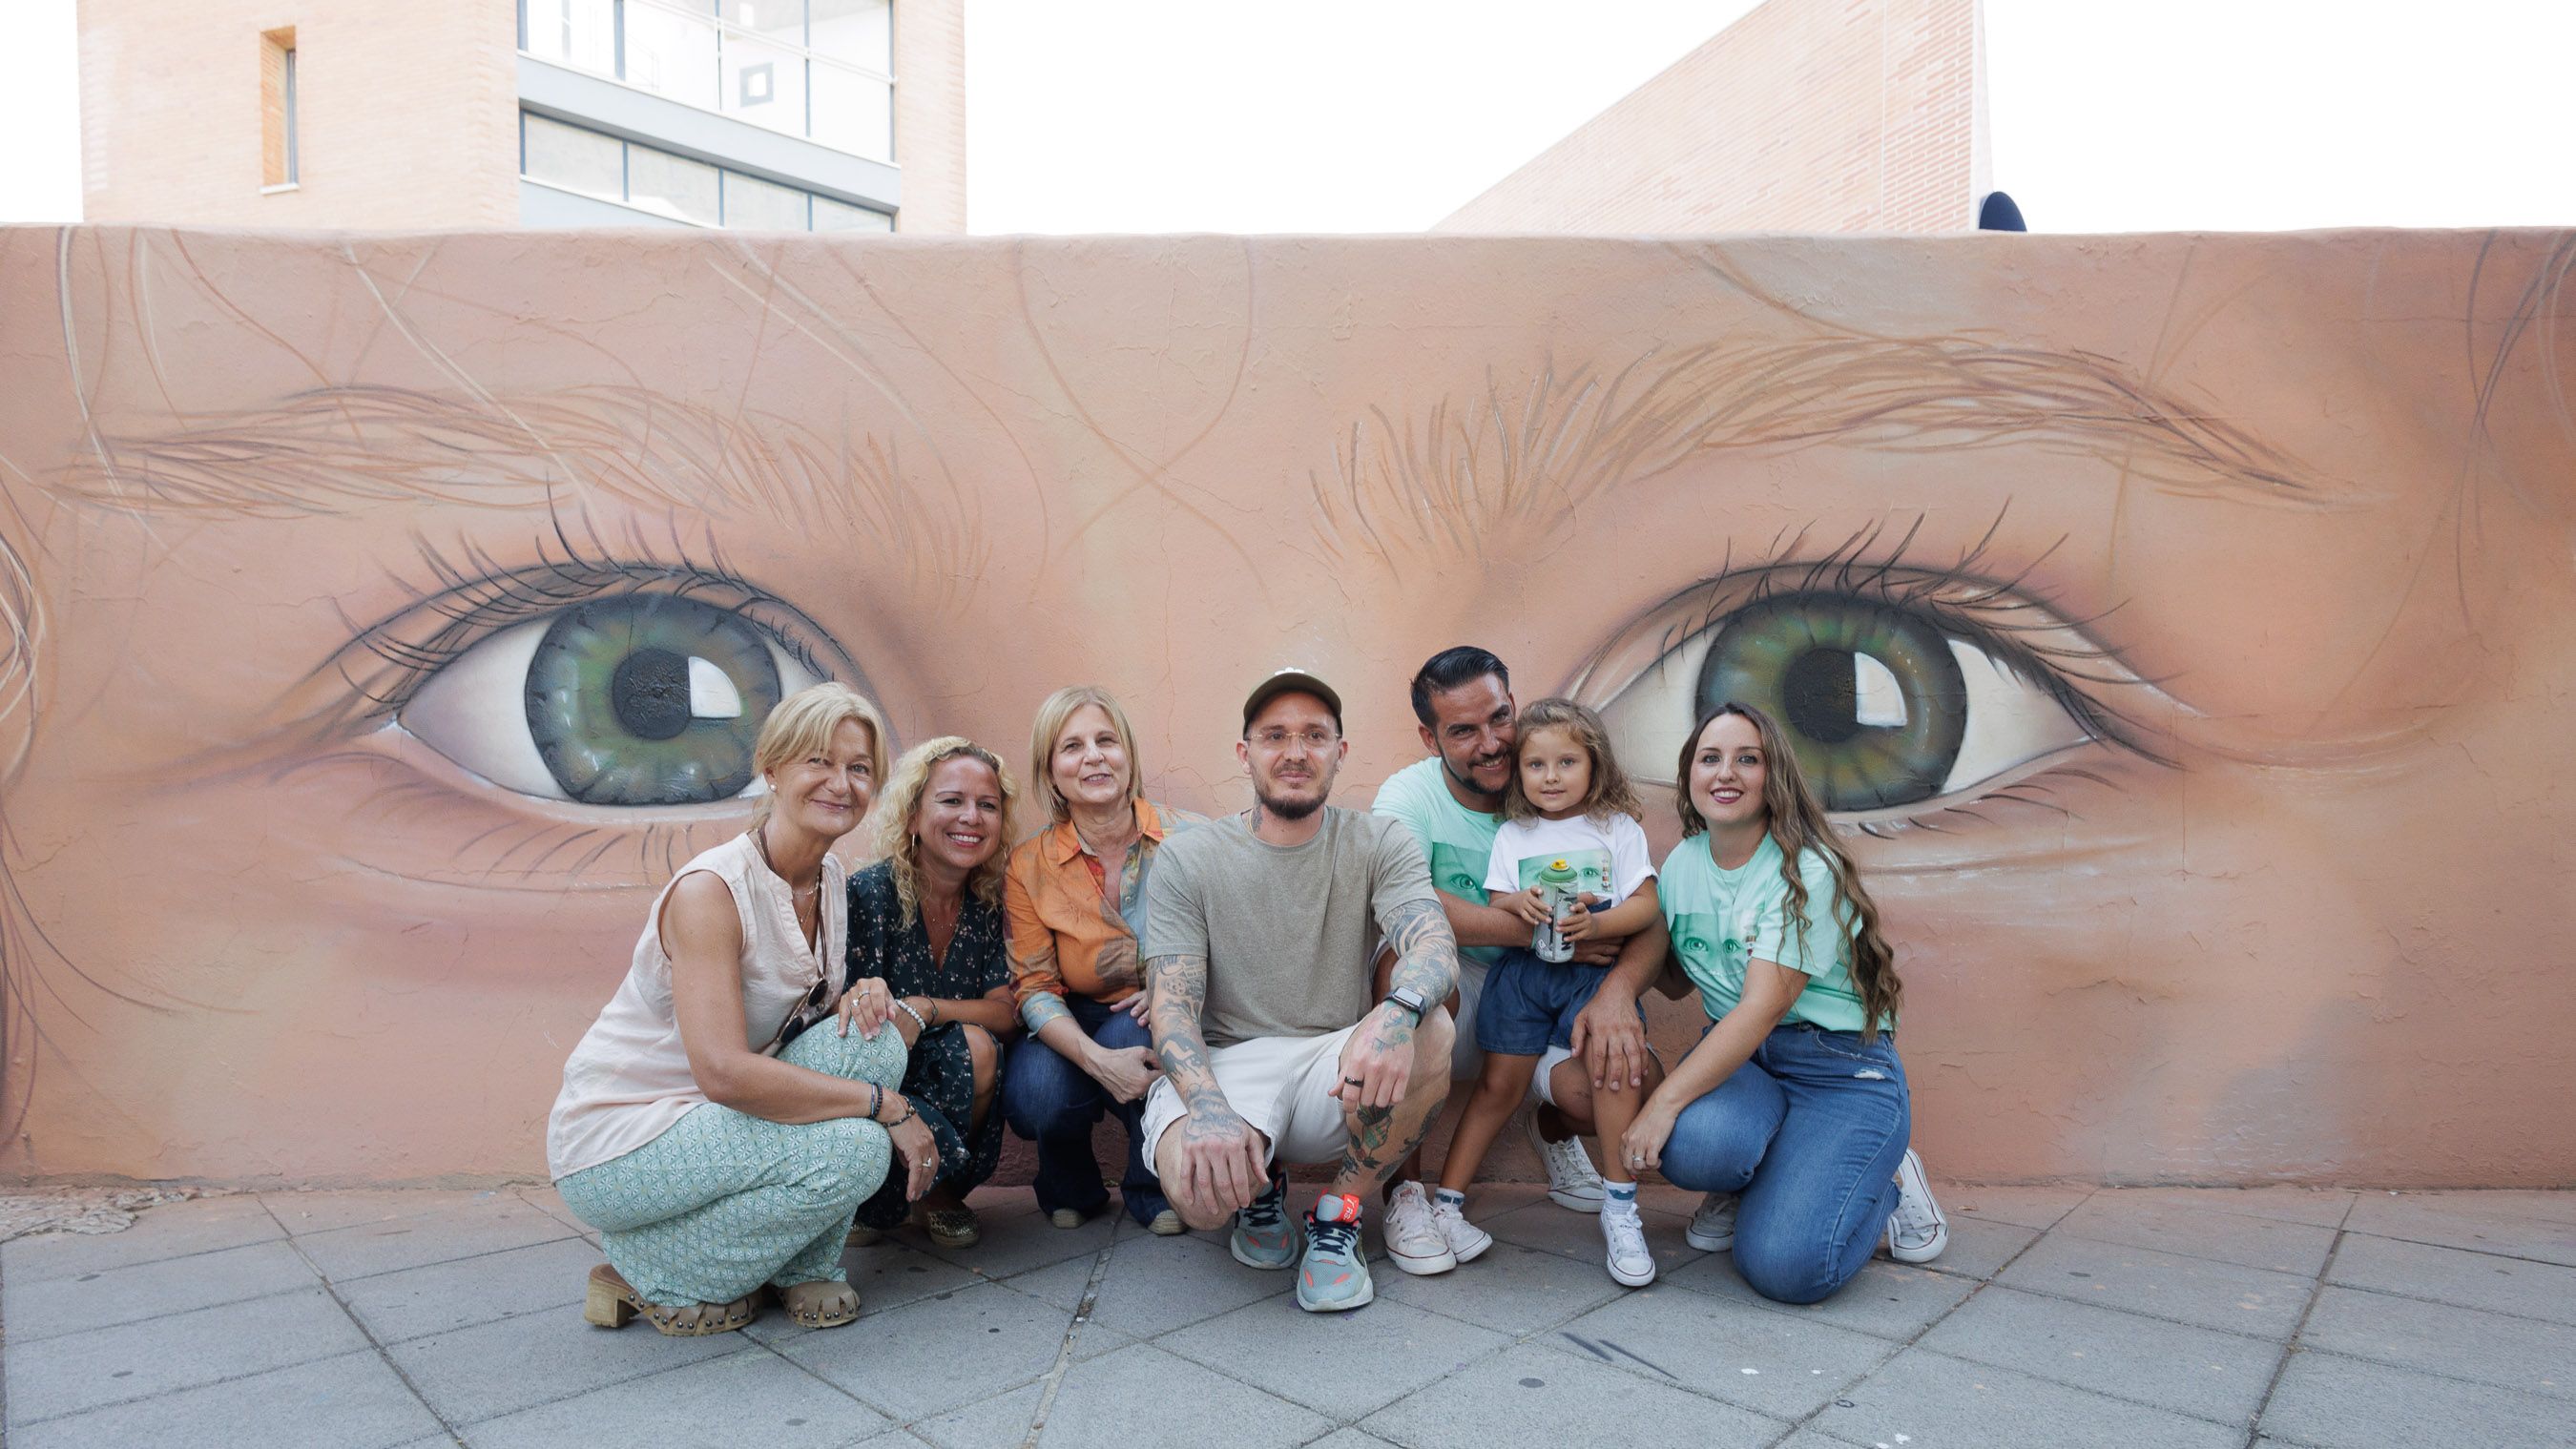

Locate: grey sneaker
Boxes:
[1685,1190,1737,1252]
[1229,1172,1303,1270]
[1527,1114,1607,1212]
[1296,1192,1375,1312]
[1886,1149,1948,1263]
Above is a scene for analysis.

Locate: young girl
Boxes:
[1427,698,1666,1287]
[1619,701,1947,1307]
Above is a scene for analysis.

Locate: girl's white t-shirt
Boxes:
[1483,812,1656,905]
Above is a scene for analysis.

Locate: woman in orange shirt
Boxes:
[1001,686,1203,1232]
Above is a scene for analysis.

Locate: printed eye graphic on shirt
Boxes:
[1509,849,1613,900]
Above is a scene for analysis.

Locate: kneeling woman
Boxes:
[842,737,1021,1249]
[1620,703,1948,1306]
[550,684,940,1336]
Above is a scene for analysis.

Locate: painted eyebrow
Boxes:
[1309,334,2338,565]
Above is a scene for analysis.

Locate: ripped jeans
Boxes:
[1656,1022,1912,1306]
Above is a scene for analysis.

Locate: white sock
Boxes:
[1433,1187,1466,1210]
[1602,1181,1640,1219]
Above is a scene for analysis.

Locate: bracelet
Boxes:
[866,1082,883,1119]
[925,999,943,1026]
[891,999,928,1033]
[883,1096,917,1128]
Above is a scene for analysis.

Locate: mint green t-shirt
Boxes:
[1659,833,1889,1034]
[1371,756,1504,969]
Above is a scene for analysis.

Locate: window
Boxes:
[626,146,721,225]
[722,170,809,230]
[811,195,893,233]
[520,0,617,76]
[260,29,299,190]
[519,111,892,232]
[522,112,626,200]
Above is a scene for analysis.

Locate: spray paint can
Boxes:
[1532,858,1580,963]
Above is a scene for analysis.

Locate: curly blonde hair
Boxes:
[872,736,1018,926]
[1501,697,1646,825]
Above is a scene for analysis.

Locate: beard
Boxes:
[1253,763,1334,821]
[1440,742,1511,804]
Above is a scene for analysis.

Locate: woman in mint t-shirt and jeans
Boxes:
[1619,702,1949,1305]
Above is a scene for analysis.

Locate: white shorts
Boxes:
[1530,1044,1575,1107]
[1141,1023,1363,1170]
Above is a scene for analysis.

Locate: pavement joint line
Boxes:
[264,1194,467,1445]
[2238,1220,2340,1449]
[1901,1339,2280,1433]
[1017,1211,1125,1448]
[5,1345,402,1433]
[1947,1277,2308,1347]
[2043,1224,2337,1278]
[2335,1228,2576,1272]
[312,1226,589,1287]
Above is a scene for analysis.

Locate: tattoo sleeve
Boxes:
[1379,898,1460,1029]
[1146,950,1232,1119]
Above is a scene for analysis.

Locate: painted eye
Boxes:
[1580,581,2123,820]
[401,594,821,805]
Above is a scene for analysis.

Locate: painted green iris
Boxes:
[1696,593,1966,811]
[525,596,782,805]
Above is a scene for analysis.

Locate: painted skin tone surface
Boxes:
[0,228,2567,1184]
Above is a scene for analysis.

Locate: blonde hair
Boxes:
[750,683,889,826]
[873,736,1018,925]
[1027,685,1145,824]
[1501,697,1645,825]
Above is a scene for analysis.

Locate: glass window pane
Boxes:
[622,3,721,111]
[810,63,891,162]
[723,171,808,230]
[807,0,890,74]
[811,196,892,233]
[626,144,720,224]
[521,0,616,74]
[521,112,624,199]
[720,0,805,47]
[718,32,806,135]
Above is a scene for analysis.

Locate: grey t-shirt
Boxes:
[1142,805,1438,1048]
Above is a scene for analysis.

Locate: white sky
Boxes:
[3,0,2570,233]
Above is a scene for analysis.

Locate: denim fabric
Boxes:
[1474,947,1628,1056]
[1657,1024,1910,1305]
[1000,993,1167,1225]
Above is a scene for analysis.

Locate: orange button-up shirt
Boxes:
[1003,799,1201,1030]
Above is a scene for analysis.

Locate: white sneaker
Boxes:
[1886,1149,1948,1263]
[1526,1115,1606,1212]
[1427,1193,1494,1265]
[1381,1182,1461,1276]
[1685,1190,1737,1252]
[1601,1202,1657,1287]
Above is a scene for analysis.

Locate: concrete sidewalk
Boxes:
[2,1180,2568,1448]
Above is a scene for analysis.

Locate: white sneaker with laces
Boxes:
[1685,1190,1737,1252]
[1601,1202,1657,1287]
[1885,1149,1948,1263]
[1427,1193,1493,1264]
[1526,1114,1607,1212]
[1381,1182,1461,1276]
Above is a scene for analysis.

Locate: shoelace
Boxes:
[1242,1184,1287,1230]
[1546,1138,1602,1185]
[1309,1216,1360,1257]
[1891,1190,1940,1239]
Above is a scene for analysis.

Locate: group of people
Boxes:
[545,647,1947,1335]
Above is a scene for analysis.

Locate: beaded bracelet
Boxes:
[891,999,928,1034]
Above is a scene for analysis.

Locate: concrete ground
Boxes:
[1,1180,2568,1448]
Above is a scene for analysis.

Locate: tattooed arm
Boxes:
[1333,897,1459,1112]
[1147,948,1267,1213]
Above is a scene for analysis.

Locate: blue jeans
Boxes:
[1658,1023,1911,1306]
[1001,994,1167,1225]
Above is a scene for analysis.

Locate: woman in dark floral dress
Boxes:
[842,736,1020,1249]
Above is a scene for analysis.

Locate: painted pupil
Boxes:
[526,596,783,805]
[1696,592,1967,812]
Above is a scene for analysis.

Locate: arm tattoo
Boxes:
[1147,950,1234,1120]
[1380,898,1460,1028]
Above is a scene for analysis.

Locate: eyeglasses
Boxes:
[1249,727,1340,752]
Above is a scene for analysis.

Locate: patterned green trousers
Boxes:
[556,1023,904,1306]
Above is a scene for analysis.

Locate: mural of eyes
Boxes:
[1574,549,2155,821]
[362,548,845,807]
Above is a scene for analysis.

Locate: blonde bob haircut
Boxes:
[750,682,890,826]
[873,736,1019,926]
[1027,684,1146,824]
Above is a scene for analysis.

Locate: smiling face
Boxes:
[1684,714,1768,837]
[1237,692,1346,822]
[767,717,879,843]
[3,227,2568,1185]
[912,755,1004,877]
[1516,724,1594,820]
[1421,673,1517,807]
[1049,704,1132,818]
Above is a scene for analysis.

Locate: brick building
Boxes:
[75,0,966,234]
[1442,0,1986,235]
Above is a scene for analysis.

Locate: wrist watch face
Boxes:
[1388,986,1427,1018]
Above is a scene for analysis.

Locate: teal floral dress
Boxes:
[844,859,1010,1230]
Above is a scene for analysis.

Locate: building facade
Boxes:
[1441,0,1985,235]
[76,0,964,233]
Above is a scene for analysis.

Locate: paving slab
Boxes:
[910,1380,1042,1449]
[1544,1283,1893,1418]
[750,1238,987,1347]
[1996,1232,2316,1337]
[1913,1214,2040,1281]
[1,1194,283,1284]
[2340,1193,2576,1267]
[1359,1339,1786,1449]
[461,1344,889,1449]
[776,1279,1091,1422]
[1374,1239,1627,1335]
[1477,1196,1704,1273]
[4,1237,319,1342]
[2256,1349,2569,1448]
[1663,1254,1977,1341]
[6,1285,370,1426]
[1005,1231,1286,1339]
[384,1300,739,1424]
[7,1348,442,1449]
[2120,1186,2357,1229]
[1154,1290,1509,1419]
[1916,1284,2284,1424]
[335,1235,607,1345]
[2297,1285,2574,1400]
[911,1190,1129,1280]
[2053,1194,2338,1275]
[1807,1345,2244,1449]
[1938,1184,2092,1231]
[2325,1232,2576,1325]
[260,1190,493,1237]
[294,1199,582,1282]
[994,1341,1329,1449]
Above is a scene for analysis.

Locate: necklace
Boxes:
[752,827,821,900]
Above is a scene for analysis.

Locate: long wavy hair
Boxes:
[1501,696,1645,825]
[873,736,1018,927]
[1673,702,1902,1040]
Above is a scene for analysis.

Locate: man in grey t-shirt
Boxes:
[1140,670,1465,1313]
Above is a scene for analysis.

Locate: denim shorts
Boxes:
[1474,947,1636,1056]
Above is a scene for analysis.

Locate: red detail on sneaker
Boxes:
[1313,1192,1362,1226]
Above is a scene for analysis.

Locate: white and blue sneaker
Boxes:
[1230,1171,1303,1270]
[1297,1192,1375,1312]
[1886,1149,1948,1263]
[1527,1114,1607,1212]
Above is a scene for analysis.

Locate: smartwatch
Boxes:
[1381,985,1430,1025]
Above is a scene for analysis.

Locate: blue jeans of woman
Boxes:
[1657,1023,1911,1305]
[1000,994,1168,1225]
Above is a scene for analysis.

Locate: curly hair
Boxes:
[1500,697,1645,825]
[1673,702,1903,1041]
[871,736,1018,927]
